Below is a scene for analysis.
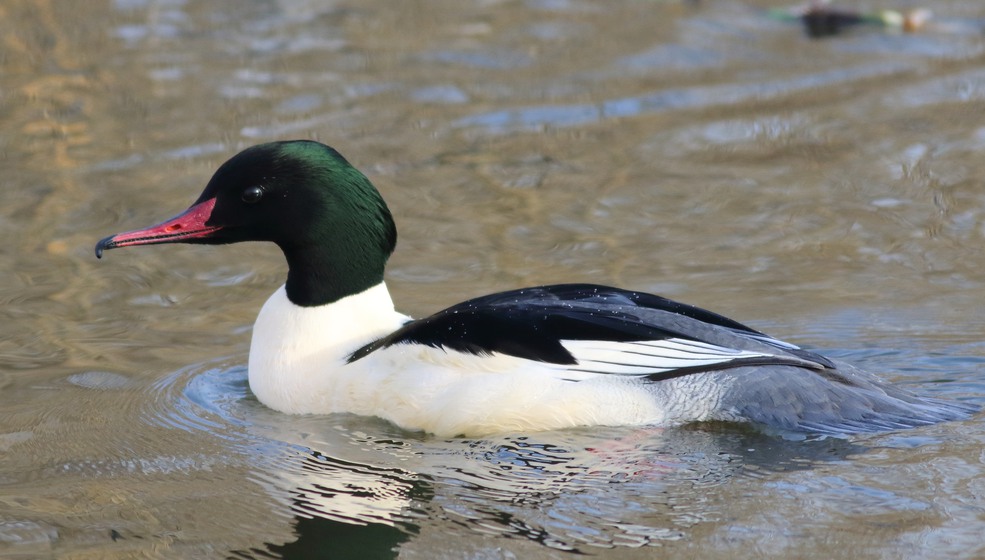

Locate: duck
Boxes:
[95,140,977,437]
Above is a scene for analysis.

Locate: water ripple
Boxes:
[136,359,898,554]
[140,361,778,552]
[455,62,912,133]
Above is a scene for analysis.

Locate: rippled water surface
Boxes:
[4,0,985,558]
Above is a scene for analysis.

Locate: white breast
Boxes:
[247,283,410,416]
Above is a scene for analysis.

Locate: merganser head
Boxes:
[95,140,397,306]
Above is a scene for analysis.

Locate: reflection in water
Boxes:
[254,518,410,560]
[147,363,871,557]
[288,450,424,526]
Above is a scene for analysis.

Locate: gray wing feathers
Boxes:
[713,361,976,434]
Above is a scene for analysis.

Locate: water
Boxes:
[2,0,985,558]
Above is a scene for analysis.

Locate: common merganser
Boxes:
[95,140,976,437]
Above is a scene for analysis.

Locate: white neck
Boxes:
[248,282,409,414]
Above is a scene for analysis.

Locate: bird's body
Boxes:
[248,282,730,436]
[96,140,976,437]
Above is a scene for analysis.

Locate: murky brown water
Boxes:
[3,0,985,558]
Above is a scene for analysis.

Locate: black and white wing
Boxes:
[349,283,834,381]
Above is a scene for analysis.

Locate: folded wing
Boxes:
[349,283,835,382]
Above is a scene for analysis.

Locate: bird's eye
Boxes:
[242,185,264,204]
